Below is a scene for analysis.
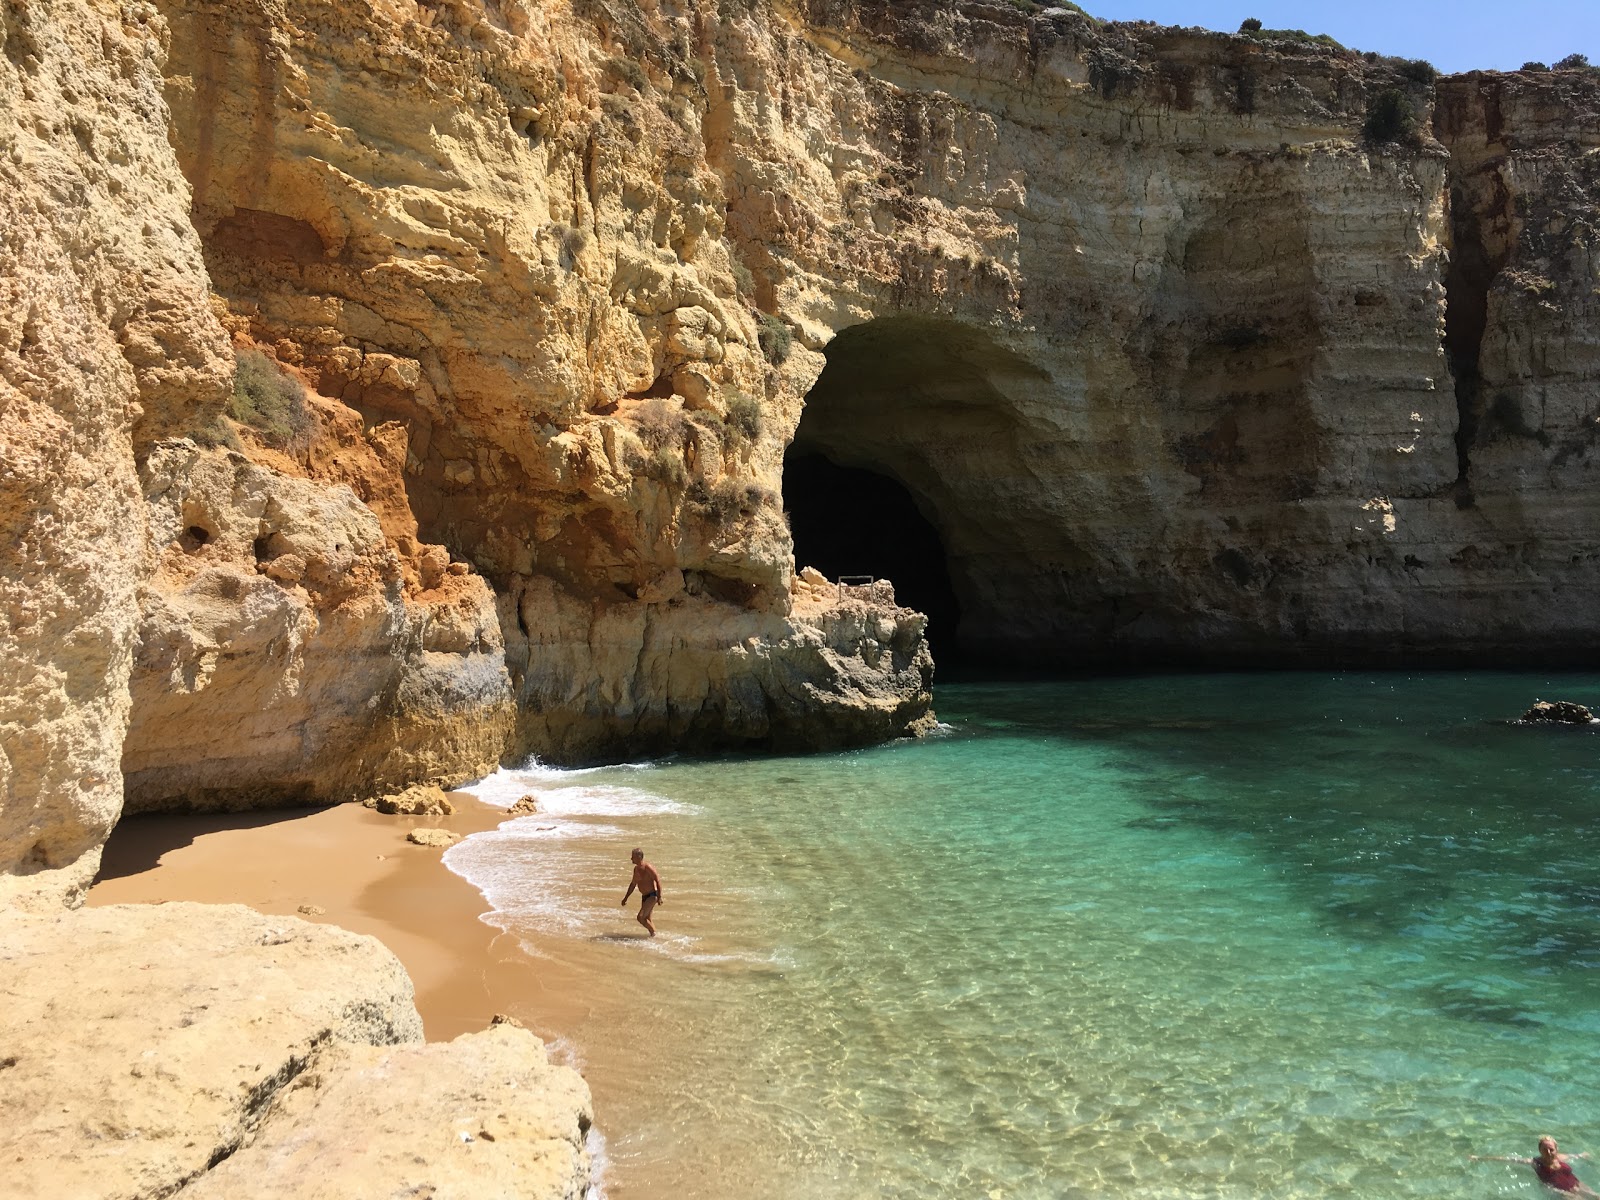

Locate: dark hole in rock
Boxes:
[701,573,759,607]
[784,451,963,667]
[252,535,273,561]
[179,526,213,553]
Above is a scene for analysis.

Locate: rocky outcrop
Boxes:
[0,0,233,906]
[0,903,591,1199]
[1517,699,1599,725]
[123,440,512,811]
[0,902,422,1197]
[508,566,932,760]
[181,1023,592,1200]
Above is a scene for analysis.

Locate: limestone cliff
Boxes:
[144,0,1600,716]
[149,0,937,769]
[0,0,233,905]
[8,0,1600,875]
[1436,70,1600,528]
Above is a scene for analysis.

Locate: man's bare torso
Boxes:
[632,862,661,895]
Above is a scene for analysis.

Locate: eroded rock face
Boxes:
[142,0,1600,706]
[149,0,946,763]
[1436,71,1600,604]
[122,440,513,811]
[510,569,933,761]
[0,0,232,907]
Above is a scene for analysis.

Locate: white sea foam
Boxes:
[443,824,604,935]
[461,757,660,796]
[458,764,696,817]
[445,762,697,941]
[583,1125,609,1200]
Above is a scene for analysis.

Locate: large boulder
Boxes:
[182,1023,593,1200]
[0,903,421,1198]
[0,903,592,1200]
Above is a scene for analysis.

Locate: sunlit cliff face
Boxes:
[12,0,1600,898]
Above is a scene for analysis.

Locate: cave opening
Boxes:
[784,317,1052,674]
[783,451,965,667]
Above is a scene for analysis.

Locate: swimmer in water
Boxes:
[1471,1135,1596,1194]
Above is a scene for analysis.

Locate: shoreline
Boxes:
[84,776,772,1199]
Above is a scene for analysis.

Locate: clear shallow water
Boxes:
[448,674,1600,1199]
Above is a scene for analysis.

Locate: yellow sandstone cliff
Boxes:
[8,1,1600,1196]
[7,0,1600,899]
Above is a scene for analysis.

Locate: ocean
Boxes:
[446,674,1600,1199]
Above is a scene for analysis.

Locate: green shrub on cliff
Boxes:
[723,391,763,448]
[1363,89,1418,147]
[1238,24,1345,50]
[1522,61,1550,72]
[1239,17,1263,31]
[756,312,792,366]
[1556,53,1592,70]
[230,349,312,450]
[1396,58,1437,85]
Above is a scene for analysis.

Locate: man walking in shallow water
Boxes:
[621,848,663,937]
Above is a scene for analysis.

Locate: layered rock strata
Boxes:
[8,0,1600,870]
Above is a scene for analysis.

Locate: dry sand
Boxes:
[88,796,566,1041]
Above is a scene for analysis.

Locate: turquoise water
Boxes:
[448,674,1600,1199]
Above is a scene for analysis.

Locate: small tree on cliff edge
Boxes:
[1364,89,1418,147]
[1240,17,1263,31]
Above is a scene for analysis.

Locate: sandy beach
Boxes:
[89,797,554,1041]
[86,793,697,1197]
[86,785,797,1199]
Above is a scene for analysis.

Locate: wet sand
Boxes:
[88,797,566,1041]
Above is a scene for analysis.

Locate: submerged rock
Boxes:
[1517,700,1599,725]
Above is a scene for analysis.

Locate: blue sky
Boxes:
[1080,1,1599,75]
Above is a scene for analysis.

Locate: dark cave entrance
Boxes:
[783,451,966,666]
